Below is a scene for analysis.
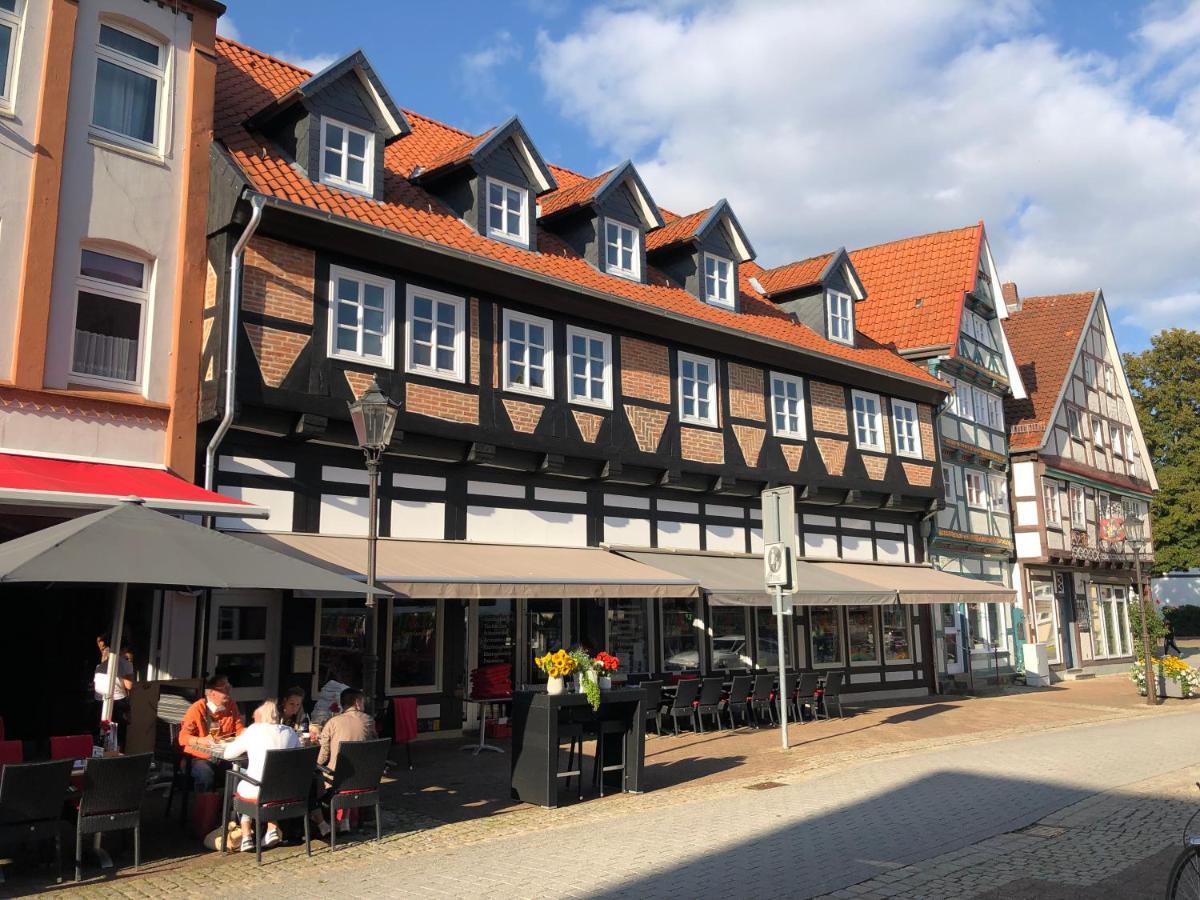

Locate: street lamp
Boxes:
[1123,502,1157,706]
[348,378,399,716]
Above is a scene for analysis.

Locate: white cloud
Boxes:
[460,31,524,110]
[271,50,340,74]
[216,16,240,41]
[536,0,1200,341]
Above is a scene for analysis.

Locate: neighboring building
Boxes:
[195,39,1005,728]
[823,224,1025,689]
[1003,287,1157,680]
[1154,570,1200,609]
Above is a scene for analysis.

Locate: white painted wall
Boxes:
[1012,461,1036,497]
[216,486,294,532]
[466,505,588,546]
[390,499,445,539]
[1015,530,1042,560]
[0,404,164,464]
[603,515,651,547]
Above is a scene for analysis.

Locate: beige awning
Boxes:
[233,533,700,600]
[613,549,896,606]
[806,560,1017,605]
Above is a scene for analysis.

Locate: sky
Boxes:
[217,0,1200,354]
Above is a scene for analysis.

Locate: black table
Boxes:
[510,687,646,808]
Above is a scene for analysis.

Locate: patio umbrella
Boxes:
[0,500,378,719]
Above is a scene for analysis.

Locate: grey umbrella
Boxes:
[0,500,376,718]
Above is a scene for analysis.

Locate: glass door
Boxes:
[940,604,964,675]
[314,600,366,696]
[464,599,515,730]
[1031,578,1060,664]
[207,590,280,708]
[520,599,568,686]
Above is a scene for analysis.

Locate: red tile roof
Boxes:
[213,38,942,390]
[758,253,834,296]
[417,129,494,178]
[847,223,983,352]
[537,169,613,218]
[644,207,710,253]
[1001,292,1097,451]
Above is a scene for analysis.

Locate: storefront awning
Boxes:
[0,452,268,518]
[613,549,896,606]
[806,560,1017,605]
[233,533,701,600]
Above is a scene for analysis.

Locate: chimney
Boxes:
[1001,281,1021,313]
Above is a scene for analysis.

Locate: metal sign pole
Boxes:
[775,583,789,750]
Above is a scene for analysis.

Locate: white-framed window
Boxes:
[71,247,150,388]
[327,265,393,367]
[1127,429,1139,477]
[1043,481,1061,526]
[503,310,553,398]
[943,465,956,503]
[386,598,443,693]
[320,117,374,196]
[770,372,806,439]
[405,285,465,382]
[973,389,1003,431]
[91,21,166,151]
[603,220,640,281]
[0,0,24,112]
[1069,485,1086,530]
[1111,424,1124,457]
[956,378,975,422]
[963,309,996,349]
[1067,407,1083,441]
[891,399,922,458]
[703,254,734,309]
[847,606,880,666]
[486,177,528,246]
[1092,415,1105,449]
[678,352,717,426]
[964,470,987,509]
[1103,365,1115,394]
[988,474,1009,514]
[826,290,853,344]
[967,602,1008,652]
[566,325,611,409]
[1092,585,1131,659]
[882,605,913,664]
[851,390,884,451]
[1083,356,1096,387]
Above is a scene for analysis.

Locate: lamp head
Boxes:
[348,378,399,452]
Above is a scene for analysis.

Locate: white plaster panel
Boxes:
[1015,531,1043,559]
[656,520,701,550]
[393,473,447,492]
[749,528,764,552]
[658,499,699,515]
[804,514,837,527]
[876,539,905,562]
[705,504,745,520]
[705,524,746,552]
[841,517,871,531]
[803,532,838,559]
[603,516,651,548]
[1016,500,1040,526]
[604,494,650,510]
[390,499,445,540]
[322,465,369,485]
[216,486,293,532]
[1012,461,1036,497]
[219,456,295,479]
[534,487,587,505]
[468,481,525,498]
[875,521,905,534]
[319,494,370,536]
[467,505,588,547]
[840,535,874,561]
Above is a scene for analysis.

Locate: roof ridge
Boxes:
[1017,290,1098,304]
[849,221,981,256]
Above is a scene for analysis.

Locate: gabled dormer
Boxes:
[412,116,557,252]
[757,248,866,347]
[645,200,755,311]
[246,50,410,203]
[537,160,664,284]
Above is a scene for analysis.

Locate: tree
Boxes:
[1123,328,1200,575]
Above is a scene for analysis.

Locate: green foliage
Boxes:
[1164,605,1200,637]
[1123,328,1200,575]
[1129,596,1168,659]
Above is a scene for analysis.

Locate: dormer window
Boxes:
[320,117,374,196]
[826,290,853,344]
[486,177,528,246]
[704,255,734,309]
[605,220,640,280]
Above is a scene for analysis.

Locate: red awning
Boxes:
[0,453,268,518]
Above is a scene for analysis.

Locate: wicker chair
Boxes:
[693,677,725,733]
[320,739,390,850]
[75,753,151,882]
[221,745,319,866]
[664,679,701,735]
[0,759,73,883]
[722,675,755,729]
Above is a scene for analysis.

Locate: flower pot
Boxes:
[546,676,565,695]
[573,673,583,693]
[1163,677,1189,699]
[598,676,612,690]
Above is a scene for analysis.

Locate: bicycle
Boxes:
[1166,784,1200,899]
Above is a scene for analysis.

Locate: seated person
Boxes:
[178,674,244,792]
[312,688,377,836]
[279,686,310,732]
[222,700,299,852]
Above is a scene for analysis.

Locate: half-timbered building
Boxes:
[1002,287,1156,680]
[196,39,1006,734]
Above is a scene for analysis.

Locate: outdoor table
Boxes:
[510,687,646,808]
[461,695,511,756]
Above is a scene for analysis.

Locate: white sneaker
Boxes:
[262,829,281,849]
[239,835,255,853]
[317,819,331,838]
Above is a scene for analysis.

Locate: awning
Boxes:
[234,533,701,600]
[613,549,895,606]
[807,560,1017,605]
[0,452,267,518]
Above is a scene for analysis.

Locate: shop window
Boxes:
[72,247,149,387]
[967,603,1006,651]
[1094,585,1131,658]
[476,599,515,669]
[661,598,700,671]
[91,21,165,150]
[388,599,440,691]
[606,598,651,675]
[316,602,366,691]
[525,599,564,683]
[216,606,267,642]
[215,653,266,691]
[754,606,782,669]
[709,607,750,671]
[847,606,879,665]
[328,265,393,366]
[810,606,843,668]
[882,605,912,663]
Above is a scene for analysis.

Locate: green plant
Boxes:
[1129,597,1168,659]
[567,649,601,711]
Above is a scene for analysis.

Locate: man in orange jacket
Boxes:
[178,674,244,792]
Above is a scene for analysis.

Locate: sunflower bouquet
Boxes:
[534,648,577,680]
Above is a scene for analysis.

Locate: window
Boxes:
[965,310,995,349]
[882,605,912,663]
[327,266,393,366]
[405,286,465,381]
[388,599,440,691]
[754,606,783,669]
[1104,365,1115,394]
[847,607,879,665]
[1111,424,1124,457]
[1092,415,1105,449]
[809,606,843,667]
[320,118,374,195]
[770,372,806,438]
[1069,485,1086,530]
[892,399,922,458]
[604,220,640,280]
[71,248,149,386]
[502,310,553,397]
[975,390,1003,431]
[91,22,165,150]
[826,290,853,343]
[486,177,528,246]
[703,254,734,308]
[967,602,1007,651]
[678,352,717,426]
[709,607,750,672]
[661,598,700,671]
[1083,356,1096,387]
[1093,585,1131,658]
[1127,429,1139,476]
[1043,481,1061,526]
[1067,407,1083,442]
[964,470,987,509]
[0,0,22,111]
[1031,578,1059,663]
[943,465,956,503]
[852,390,884,451]
[566,326,611,408]
[956,379,975,422]
[988,474,1009,513]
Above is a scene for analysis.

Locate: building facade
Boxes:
[1003,288,1156,680]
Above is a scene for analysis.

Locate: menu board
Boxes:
[477,603,515,668]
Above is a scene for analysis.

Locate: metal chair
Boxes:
[221,745,319,866]
[639,681,664,735]
[591,718,628,798]
[322,739,390,850]
[664,679,701,735]
[819,671,847,719]
[722,675,755,729]
[749,673,776,726]
[0,759,73,883]
[792,672,820,721]
[693,677,725,733]
[75,753,151,882]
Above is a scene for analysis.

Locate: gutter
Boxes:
[203,194,265,503]
[254,194,948,398]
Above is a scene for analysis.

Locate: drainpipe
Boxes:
[204,194,265,498]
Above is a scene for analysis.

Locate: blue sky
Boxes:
[219,1,1200,354]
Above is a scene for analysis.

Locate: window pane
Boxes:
[346,157,365,185]
[363,283,385,309]
[73,291,141,382]
[488,204,504,231]
[336,327,356,352]
[216,606,267,641]
[337,277,358,302]
[847,607,878,662]
[411,343,431,367]
[99,24,160,65]
[347,129,366,158]
[0,24,12,98]
[810,607,842,665]
[506,187,521,209]
[882,606,911,662]
[93,59,157,143]
[436,348,454,370]
[362,333,383,357]
[413,296,432,320]
[324,122,343,150]
[661,599,699,670]
[323,147,342,177]
[80,249,144,288]
[436,324,455,349]
[507,210,521,234]
[488,182,503,205]
[754,607,780,669]
[572,375,586,396]
[508,361,525,385]
[608,599,650,676]
[336,301,357,326]
[0,1,15,14]
[363,308,384,334]
[412,319,432,345]
[436,302,456,326]
[389,601,438,688]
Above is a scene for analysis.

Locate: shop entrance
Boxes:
[206,590,280,708]
[940,604,964,675]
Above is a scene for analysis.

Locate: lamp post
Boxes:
[1123,502,1157,707]
[348,378,399,716]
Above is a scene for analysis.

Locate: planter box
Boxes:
[1160,676,1194,699]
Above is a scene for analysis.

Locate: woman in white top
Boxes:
[222,700,300,852]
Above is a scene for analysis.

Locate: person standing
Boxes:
[92,638,134,746]
[178,674,244,792]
